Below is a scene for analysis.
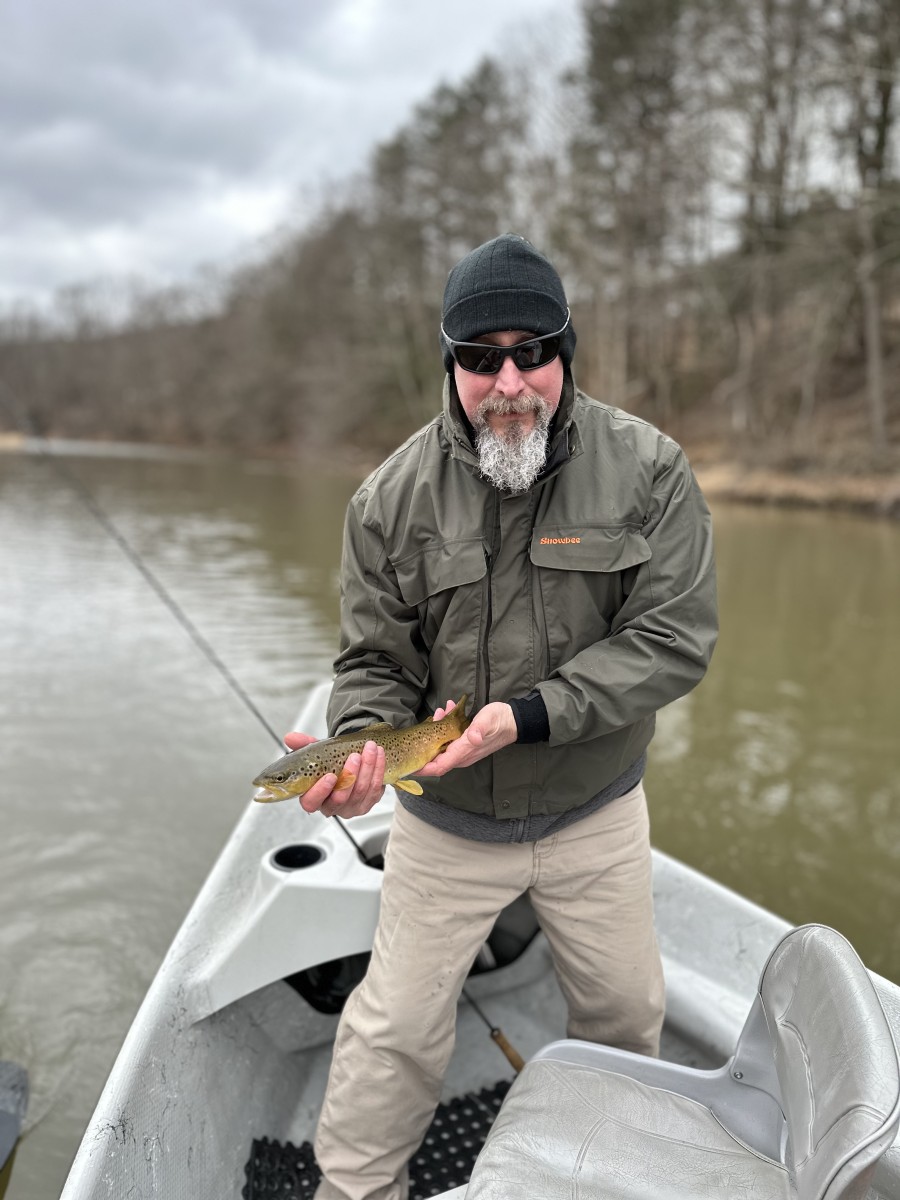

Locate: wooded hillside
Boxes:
[2,0,898,475]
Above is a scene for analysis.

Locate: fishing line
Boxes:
[1,383,525,1072]
[0,381,367,862]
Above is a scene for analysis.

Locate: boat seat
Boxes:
[463,924,900,1200]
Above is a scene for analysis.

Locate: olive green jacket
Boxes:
[327,372,717,819]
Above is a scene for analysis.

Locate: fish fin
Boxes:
[331,722,393,743]
[334,769,358,790]
[394,778,424,796]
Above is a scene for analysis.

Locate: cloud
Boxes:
[1,1,334,222]
[0,0,578,308]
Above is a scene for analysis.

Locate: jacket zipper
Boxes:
[480,492,500,707]
[482,545,493,705]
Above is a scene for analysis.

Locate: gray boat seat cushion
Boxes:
[465,1058,792,1199]
[762,925,900,1200]
[465,925,900,1200]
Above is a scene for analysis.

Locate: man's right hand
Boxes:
[281,732,387,818]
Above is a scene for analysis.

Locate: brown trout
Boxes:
[252,697,470,802]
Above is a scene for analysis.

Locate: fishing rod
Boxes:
[463,991,526,1073]
[1,382,526,1073]
[0,381,364,861]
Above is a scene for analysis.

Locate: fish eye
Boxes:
[273,772,287,783]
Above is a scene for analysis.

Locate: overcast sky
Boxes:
[1,0,582,311]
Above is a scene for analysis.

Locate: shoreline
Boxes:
[691,461,900,520]
[4,430,899,520]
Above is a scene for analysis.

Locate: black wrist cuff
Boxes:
[508,691,550,744]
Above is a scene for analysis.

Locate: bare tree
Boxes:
[823,0,899,451]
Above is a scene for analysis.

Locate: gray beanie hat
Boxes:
[441,234,576,373]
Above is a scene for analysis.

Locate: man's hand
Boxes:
[415,701,518,778]
[281,699,515,814]
[281,732,386,818]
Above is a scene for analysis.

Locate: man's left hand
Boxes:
[416,701,518,777]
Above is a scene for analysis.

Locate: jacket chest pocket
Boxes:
[394,538,488,662]
[530,525,651,669]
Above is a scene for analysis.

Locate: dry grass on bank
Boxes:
[692,460,900,517]
[677,392,900,518]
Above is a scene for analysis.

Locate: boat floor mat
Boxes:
[243,1079,511,1200]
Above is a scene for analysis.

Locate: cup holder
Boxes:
[359,831,388,870]
[270,843,326,872]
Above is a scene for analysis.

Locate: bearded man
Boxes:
[286,234,719,1200]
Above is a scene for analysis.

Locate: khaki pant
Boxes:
[314,782,665,1200]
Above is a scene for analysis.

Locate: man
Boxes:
[286,233,718,1200]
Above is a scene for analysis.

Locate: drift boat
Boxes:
[0,1062,27,1198]
[59,682,900,1200]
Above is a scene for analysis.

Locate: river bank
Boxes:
[692,460,900,519]
[678,396,900,518]
[4,429,899,519]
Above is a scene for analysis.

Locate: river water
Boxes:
[1,446,899,1199]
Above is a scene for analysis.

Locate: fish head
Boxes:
[252,755,312,802]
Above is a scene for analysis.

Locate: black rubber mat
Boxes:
[243,1080,511,1200]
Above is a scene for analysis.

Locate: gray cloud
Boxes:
[0,0,577,308]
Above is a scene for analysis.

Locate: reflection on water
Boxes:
[1,449,899,1199]
[0,450,357,1200]
[648,503,900,981]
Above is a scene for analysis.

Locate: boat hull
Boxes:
[60,683,900,1199]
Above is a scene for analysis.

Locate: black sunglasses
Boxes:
[441,311,570,375]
